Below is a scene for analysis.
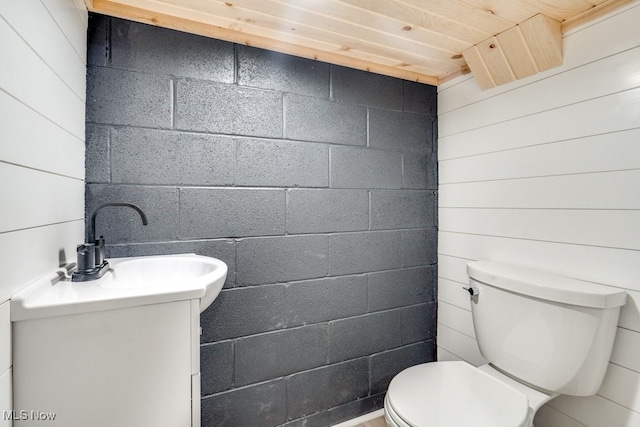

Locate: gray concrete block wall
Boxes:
[86,13,437,427]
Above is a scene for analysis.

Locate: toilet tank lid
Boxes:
[467,261,627,309]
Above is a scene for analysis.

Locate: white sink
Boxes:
[106,255,227,310]
[11,254,228,321]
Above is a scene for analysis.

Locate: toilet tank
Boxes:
[467,261,626,396]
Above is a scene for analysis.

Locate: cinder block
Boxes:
[238,45,330,98]
[236,235,329,285]
[331,65,403,110]
[286,189,368,234]
[284,94,366,145]
[432,118,438,153]
[328,393,385,426]
[179,188,285,239]
[328,310,402,362]
[105,239,236,288]
[86,184,179,244]
[330,146,403,189]
[368,266,436,312]
[370,190,436,230]
[200,285,287,342]
[85,124,109,184]
[175,79,283,138]
[235,324,328,386]
[235,138,328,187]
[286,275,367,326]
[201,379,287,427]
[110,18,234,82]
[402,228,437,267]
[87,14,109,66]
[403,81,437,116]
[404,151,437,189]
[369,108,433,154]
[281,411,329,427]
[370,342,432,394]
[111,128,234,185]
[328,231,402,276]
[201,341,234,395]
[286,358,369,419]
[401,302,437,344]
[86,66,172,128]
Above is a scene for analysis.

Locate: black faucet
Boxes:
[72,203,148,282]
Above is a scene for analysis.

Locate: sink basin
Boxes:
[107,256,220,288]
[11,254,227,321]
[106,255,227,311]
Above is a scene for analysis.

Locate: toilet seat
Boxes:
[385,361,530,427]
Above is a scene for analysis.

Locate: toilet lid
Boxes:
[386,361,529,427]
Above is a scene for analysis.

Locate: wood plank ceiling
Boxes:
[84,0,632,86]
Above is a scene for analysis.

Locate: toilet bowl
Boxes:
[385,362,556,427]
[384,261,627,427]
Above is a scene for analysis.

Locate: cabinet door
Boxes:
[13,300,192,427]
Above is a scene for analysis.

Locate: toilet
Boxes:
[384,260,627,427]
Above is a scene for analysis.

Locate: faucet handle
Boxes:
[94,237,106,267]
[76,243,96,272]
[72,242,110,282]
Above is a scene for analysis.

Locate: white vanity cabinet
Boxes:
[10,254,227,427]
[12,298,202,427]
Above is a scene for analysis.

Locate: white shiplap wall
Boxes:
[437,2,640,426]
[0,0,87,420]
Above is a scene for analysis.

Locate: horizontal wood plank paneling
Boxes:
[0,91,84,179]
[440,170,640,209]
[436,347,464,362]
[0,0,87,99]
[437,301,475,338]
[439,232,640,293]
[457,0,541,24]
[437,254,472,284]
[98,0,444,74]
[439,208,640,251]
[41,0,88,60]
[438,278,471,310]
[195,0,466,67]
[0,0,86,416]
[340,0,515,37]
[610,328,640,373]
[439,128,640,184]
[440,45,640,136]
[535,405,586,427]
[439,87,640,160]
[598,363,640,412]
[436,324,487,366]
[0,163,84,234]
[0,221,84,303]
[71,0,89,24]
[0,16,85,140]
[438,3,640,425]
[619,291,640,332]
[441,242,640,332]
[549,394,640,427]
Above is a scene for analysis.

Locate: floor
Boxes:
[354,416,387,427]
